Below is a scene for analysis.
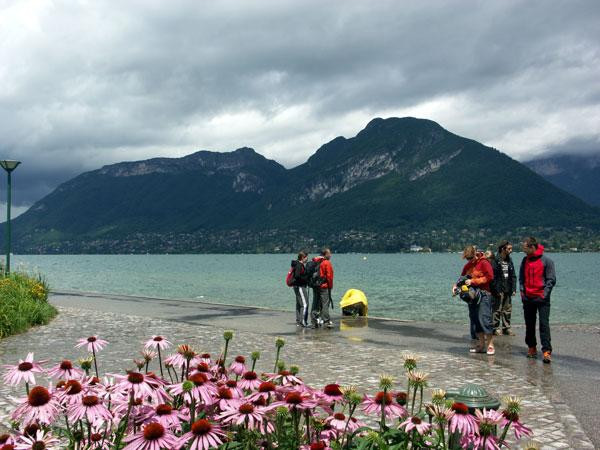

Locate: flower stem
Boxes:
[25,382,29,396]
[92,347,99,378]
[440,423,447,450]
[223,340,230,368]
[380,387,387,432]
[157,346,164,378]
[190,397,196,425]
[305,409,311,443]
[418,386,424,413]
[273,347,281,373]
[410,385,418,415]
[498,421,512,448]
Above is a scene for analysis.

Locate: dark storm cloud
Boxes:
[1,0,599,207]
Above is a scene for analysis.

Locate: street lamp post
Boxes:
[0,160,21,275]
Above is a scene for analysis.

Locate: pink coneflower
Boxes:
[247,381,277,404]
[56,379,87,406]
[213,387,240,410]
[229,356,246,376]
[325,412,348,431]
[122,422,179,450]
[112,371,162,398]
[449,402,478,435]
[362,392,407,418]
[268,390,319,412]
[147,404,184,431]
[192,362,212,375]
[0,434,14,446]
[67,394,112,425]
[268,370,303,386]
[12,386,59,426]
[238,371,262,391]
[14,430,59,450]
[223,379,244,397]
[3,353,44,387]
[46,360,83,380]
[501,411,533,440]
[169,373,217,405]
[319,423,338,441]
[471,408,504,450]
[80,426,111,450]
[320,384,344,404]
[144,335,172,350]
[76,336,108,353]
[165,345,201,370]
[399,416,432,435]
[300,441,332,450]
[200,353,212,365]
[179,419,227,450]
[218,402,267,430]
[111,395,152,424]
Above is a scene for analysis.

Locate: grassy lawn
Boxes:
[0,272,57,338]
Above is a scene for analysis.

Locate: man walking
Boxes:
[310,248,334,328]
[520,237,556,363]
[492,241,517,336]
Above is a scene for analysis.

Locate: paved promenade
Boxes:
[0,291,597,448]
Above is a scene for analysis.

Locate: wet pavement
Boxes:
[0,290,598,448]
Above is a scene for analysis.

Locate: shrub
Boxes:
[0,271,56,338]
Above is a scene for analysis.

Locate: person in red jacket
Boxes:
[310,248,334,328]
[454,245,496,355]
[520,237,556,363]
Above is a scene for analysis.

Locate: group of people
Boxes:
[288,248,335,328]
[454,237,556,363]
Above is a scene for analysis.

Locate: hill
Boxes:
[6,118,600,253]
[525,153,600,207]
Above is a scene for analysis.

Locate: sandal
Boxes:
[469,347,485,353]
[486,346,495,355]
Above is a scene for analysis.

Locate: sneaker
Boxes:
[543,351,552,364]
[493,329,502,336]
[325,321,334,329]
[503,329,516,336]
[310,322,319,329]
[527,347,537,358]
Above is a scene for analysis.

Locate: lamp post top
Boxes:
[0,160,21,172]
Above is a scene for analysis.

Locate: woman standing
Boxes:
[454,245,495,355]
[291,251,309,327]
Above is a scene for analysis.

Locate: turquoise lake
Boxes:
[11,253,600,324]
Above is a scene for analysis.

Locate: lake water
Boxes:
[11,253,600,324]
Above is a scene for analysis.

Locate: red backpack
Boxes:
[285,267,295,287]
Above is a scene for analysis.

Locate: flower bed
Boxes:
[0,272,55,339]
[1,332,539,449]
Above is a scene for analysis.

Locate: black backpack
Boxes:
[305,260,325,288]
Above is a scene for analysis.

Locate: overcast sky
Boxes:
[1,0,599,210]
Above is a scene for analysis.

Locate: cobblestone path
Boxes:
[0,307,594,449]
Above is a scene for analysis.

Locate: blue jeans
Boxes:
[468,290,493,335]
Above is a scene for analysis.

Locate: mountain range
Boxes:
[6,117,600,253]
[525,153,600,207]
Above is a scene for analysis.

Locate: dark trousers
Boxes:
[523,298,552,352]
[493,293,512,332]
[310,288,331,324]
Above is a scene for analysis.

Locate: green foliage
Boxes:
[0,271,57,338]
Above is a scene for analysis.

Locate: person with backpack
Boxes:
[453,245,495,355]
[520,237,556,363]
[287,251,309,327]
[307,248,334,328]
[491,240,517,336]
